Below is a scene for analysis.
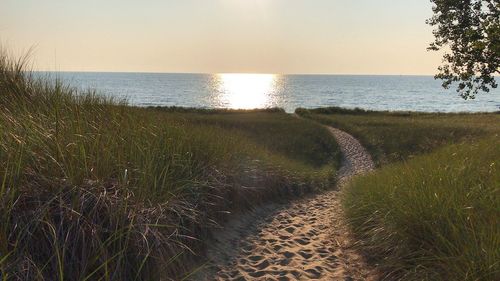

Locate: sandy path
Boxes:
[192,127,376,281]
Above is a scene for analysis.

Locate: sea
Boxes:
[45,72,500,113]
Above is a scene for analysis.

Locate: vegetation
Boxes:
[299,107,500,280]
[344,138,500,280]
[3,43,497,280]
[427,0,499,99]
[297,107,500,165]
[0,52,340,280]
[151,108,341,168]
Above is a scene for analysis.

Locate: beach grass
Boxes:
[344,138,500,280]
[296,107,500,165]
[298,107,500,280]
[153,108,341,168]
[0,51,340,280]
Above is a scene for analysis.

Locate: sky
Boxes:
[0,0,443,75]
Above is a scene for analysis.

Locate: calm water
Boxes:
[49,72,500,113]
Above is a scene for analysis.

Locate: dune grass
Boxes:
[297,107,500,280]
[344,138,500,280]
[297,107,500,165]
[153,108,341,168]
[0,51,340,280]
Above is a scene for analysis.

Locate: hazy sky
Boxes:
[1,0,443,74]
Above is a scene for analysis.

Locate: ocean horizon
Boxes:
[37,71,500,113]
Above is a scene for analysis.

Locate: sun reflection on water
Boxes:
[213,73,280,109]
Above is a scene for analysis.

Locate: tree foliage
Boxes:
[427,0,499,99]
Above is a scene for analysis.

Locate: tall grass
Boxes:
[298,107,500,280]
[0,51,339,280]
[343,137,500,280]
[154,109,341,168]
[297,107,500,165]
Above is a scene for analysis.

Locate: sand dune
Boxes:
[193,126,377,280]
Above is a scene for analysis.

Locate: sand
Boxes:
[192,126,377,280]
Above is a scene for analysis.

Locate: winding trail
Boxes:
[193,127,377,281]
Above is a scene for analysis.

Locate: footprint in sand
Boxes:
[294,238,310,246]
[254,260,270,270]
[248,255,263,262]
[278,235,291,240]
[283,251,295,259]
[305,268,322,279]
[298,250,314,259]
[279,258,292,266]
[248,270,267,278]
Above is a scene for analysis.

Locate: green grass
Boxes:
[5,49,496,281]
[297,107,500,280]
[344,138,500,280]
[153,108,341,168]
[0,51,340,280]
[297,107,500,165]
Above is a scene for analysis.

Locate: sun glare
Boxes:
[214,73,278,109]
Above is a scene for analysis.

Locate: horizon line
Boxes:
[32,70,440,77]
